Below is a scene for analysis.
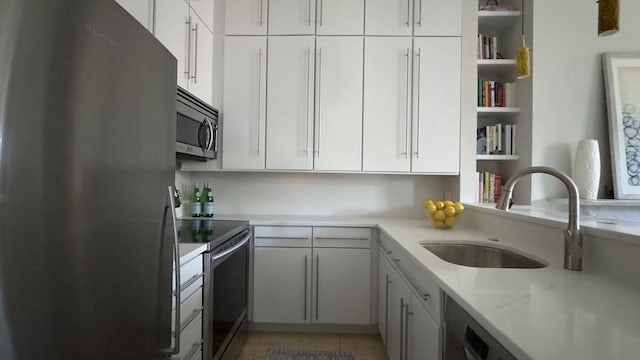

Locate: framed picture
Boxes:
[602,52,640,199]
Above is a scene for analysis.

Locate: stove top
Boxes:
[177,219,249,246]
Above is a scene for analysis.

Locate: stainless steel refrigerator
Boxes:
[0,0,179,359]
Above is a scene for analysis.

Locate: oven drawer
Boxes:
[313,227,371,248]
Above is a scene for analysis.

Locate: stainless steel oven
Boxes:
[203,224,251,360]
[176,86,218,161]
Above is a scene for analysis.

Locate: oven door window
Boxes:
[211,242,248,357]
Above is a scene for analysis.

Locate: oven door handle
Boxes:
[211,231,251,262]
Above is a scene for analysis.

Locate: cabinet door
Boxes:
[365,0,413,36]
[314,248,371,325]
[266,36,315,170]
[269,0,316,35]
[387,271,411,360]
[225,0,267,35]
[316,0,364,35]
[155,0,191,89]
[378,252,395,346]
[189,0,214,32]
[222,37,267,170]
[253,247,312,324]
[363,37,412,172]
[411,37,460,173]
[314,37,363,171]
[413,0,461,36]
[115,0,154,31]
[407,293,440,360]
[187,14,213,104]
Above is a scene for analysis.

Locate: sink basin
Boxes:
[422,243,546,269]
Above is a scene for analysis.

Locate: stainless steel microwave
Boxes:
[176,87,218,161]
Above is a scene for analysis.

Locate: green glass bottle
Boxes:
[202,181,214,217]
[191,182,202,217]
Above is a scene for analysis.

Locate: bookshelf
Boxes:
[475,0,530,203]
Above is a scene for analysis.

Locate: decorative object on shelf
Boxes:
[516,0,530,79]
[598,0,619,36]
[603,52,640,199]
[574,139,601,200]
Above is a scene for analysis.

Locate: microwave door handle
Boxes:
[204,117,214,152]
[196,120,205,151]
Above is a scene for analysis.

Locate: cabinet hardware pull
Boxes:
[304,255,308,320]
[384,274,391,344]
[406,0,411,27]
[414,48,421,158]
[191,22,198,83]
[394,258,431,302]
[308,0,312,26]
[175,273,204,295]
[319,0,324,26]
[399,298,405,360]
[314,237,369,241]
[185,341,203,360]
[255,236,309,241]
[184,17,191,79]
[404,304,412,360]
[315,47,322,156]
[305,46,311,156]
[403,48,410,159]
[256,47,263,155]
[259,0,264,27]
[417,0,423,27]
[178,307,204,333]
[315,254,320,320]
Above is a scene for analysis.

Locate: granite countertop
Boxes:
[206,212,640,360]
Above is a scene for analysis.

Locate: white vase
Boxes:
[574,139,601,200]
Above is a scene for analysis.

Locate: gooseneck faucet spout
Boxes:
[496,166,583,271]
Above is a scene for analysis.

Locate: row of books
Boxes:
[477,172,502,203]
[477,34,499,60]
[478,80,516,108]
[476,124,517,155]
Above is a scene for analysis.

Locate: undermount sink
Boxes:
[422,243,547,269]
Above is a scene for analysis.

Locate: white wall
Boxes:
[189,172,448,217]
[531,0,640,200]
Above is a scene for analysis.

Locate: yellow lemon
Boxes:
[433,210,446,221]
[426,203,437,214]
[454,202,464,215]
[424,200,435,208]
[435,201,445,210]
[444,216,456,227]
[444,200,455,207]
[434,220,447,229]
[444,205,456,217]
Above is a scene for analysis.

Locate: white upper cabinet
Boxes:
[266,36,316,170]
[187,13,214,103]
[363,37,413,172]
[225,0,268,35]
[365,0,413,36]
[115,0,154,31]
[189,0,214,31]
[155,0,191,89]
[316,0,364,35]
[411,37,460,173]
[269,0,316,35]
[314,37,363,171]
[413,0,461,36]
[365,0,461,36]
[222,37,267,170]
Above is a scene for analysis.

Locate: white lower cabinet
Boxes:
[252,226,372,325]
[172,253,204,360]
[379,238,441,360]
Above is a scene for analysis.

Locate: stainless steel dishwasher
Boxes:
[444,295,517,360]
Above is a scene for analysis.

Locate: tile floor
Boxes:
[238,331,388,360]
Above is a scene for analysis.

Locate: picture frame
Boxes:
[602,52,640,199]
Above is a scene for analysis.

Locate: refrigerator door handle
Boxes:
[160,186,181,355]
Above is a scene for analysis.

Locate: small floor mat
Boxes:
[266,349,355,360]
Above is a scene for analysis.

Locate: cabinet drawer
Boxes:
[404,259,441,324]
[254,226,312,247]
[313,227,371,248]
[174,254,204,290]
[172,286,204,334]
[177,318,203,360]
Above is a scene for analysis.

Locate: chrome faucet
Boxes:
[496,166,583,271]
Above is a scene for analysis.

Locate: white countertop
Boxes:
[179,243,207,264]
[211,213,640,360]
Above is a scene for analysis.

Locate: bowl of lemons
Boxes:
[424,200,464,229]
